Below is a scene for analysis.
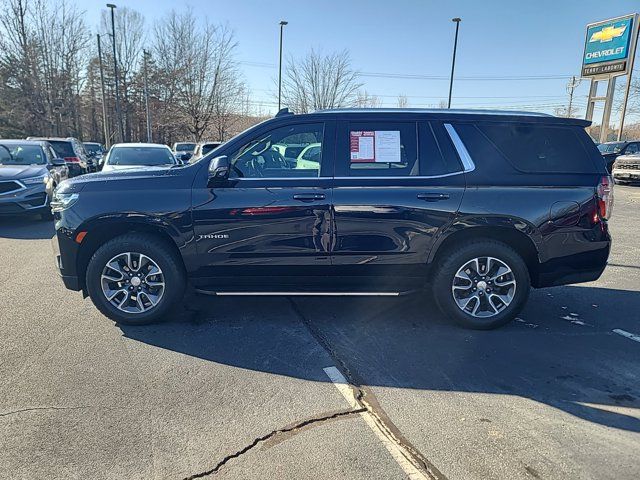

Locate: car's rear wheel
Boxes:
[432,240,530,329]
[86,233,186,325]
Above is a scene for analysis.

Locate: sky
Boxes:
[81,0,640,122]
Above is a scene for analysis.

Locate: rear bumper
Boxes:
[66,163,86,177]
[534,240,610,288]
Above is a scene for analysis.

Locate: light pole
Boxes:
[447,17,461,109]
[278,20,288,111]
[143,49,152,142]
[107,3,124,142]
[96,33,111,148]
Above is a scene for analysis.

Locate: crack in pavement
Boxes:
[288,298,447,480]
[182,407,366,479]
[0,405,94,417]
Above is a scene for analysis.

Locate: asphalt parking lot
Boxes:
[1,186,639,480]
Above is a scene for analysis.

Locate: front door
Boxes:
[331,118,466,289]
[191,120,335,288]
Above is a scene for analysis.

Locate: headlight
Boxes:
[50,192,79,212]
[22,173,50,185]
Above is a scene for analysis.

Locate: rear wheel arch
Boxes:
[429,225,540,283]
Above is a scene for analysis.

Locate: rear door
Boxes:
[191,119,335,286]
[331,118,466,287]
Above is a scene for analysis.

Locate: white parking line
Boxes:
[323,366,432,480]
[613,329,640,343]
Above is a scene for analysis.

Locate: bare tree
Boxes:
[396,94,408,108]
[356,90,381,108]
[100,7,145,141]
[153,10,244,142]
[281,50,362,113]
[0,0,90,137]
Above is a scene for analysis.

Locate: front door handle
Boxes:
[293,193,326,202]
[417,192,450,201]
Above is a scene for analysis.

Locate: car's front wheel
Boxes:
[86,233,186,325]
[432,240,530,329]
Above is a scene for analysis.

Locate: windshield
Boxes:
[0,143,46,165]
[597,142,624,154]
[175,143,196,152]
[84,143,102,154]
[107,147,177,166]
[48,140,75,158]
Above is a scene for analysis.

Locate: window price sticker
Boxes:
[350,130,401,163]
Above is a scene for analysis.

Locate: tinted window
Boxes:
[84,143,102,154]
[420,122,463,175]
[201,143,221,155]
[107,147,177,166]
[229,123,324,178]
[347,122,417,176]
[468,123,595,173]
[48,141,75,158]
[175,143,196,151]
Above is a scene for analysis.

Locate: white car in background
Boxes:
[101,143,179,172]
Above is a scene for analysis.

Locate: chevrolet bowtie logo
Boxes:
[589,24,627,43]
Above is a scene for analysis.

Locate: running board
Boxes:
[195,290,408,297]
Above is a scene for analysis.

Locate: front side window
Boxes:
[346,122,417,176]
[229,123,324,178]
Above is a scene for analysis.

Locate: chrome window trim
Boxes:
[0,180,27,196]
[444,123,476,173]
[335,171,465,180]
[230,176,330,181]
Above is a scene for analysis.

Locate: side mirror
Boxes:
[208,155,230,179]
[51,157,66,167]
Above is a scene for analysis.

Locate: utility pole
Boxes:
[278,20,288,111]
[566,76,581,118]
[96,34,111,148]
[447,18,462,109]
[143,49,152,143]
[107,3,125,143]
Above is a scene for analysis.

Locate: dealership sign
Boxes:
[582,15,637,77]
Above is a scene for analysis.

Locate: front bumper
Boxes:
[0,182,49,215]
[612,168,640,181]
[51,232,82,291]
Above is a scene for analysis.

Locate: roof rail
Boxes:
[275,107,293,117]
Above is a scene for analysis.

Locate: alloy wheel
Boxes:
[100,252,165,314]
[451,256,516,318]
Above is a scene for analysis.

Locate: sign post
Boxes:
[582,14,639,143]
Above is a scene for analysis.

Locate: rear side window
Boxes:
[420,122,463,175]
[474,123,595,173]
[347,122,417,176]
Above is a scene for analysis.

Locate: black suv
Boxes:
[51,109,612,329]
[27,137,92,176]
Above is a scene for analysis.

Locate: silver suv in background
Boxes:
[612,153,640,185]
[0,139,68,219]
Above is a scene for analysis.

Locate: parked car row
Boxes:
[0,136,226,220]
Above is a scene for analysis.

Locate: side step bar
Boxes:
[195,290,413,297]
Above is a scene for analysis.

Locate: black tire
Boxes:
[86,233,186,325]
[431,240,530,330]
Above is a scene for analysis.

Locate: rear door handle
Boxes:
[293,193,326,201]
[417,192,450,201]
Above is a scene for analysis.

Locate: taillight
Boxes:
[596,176,613,221]
[64,156,80,163]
